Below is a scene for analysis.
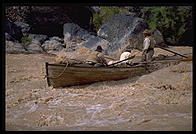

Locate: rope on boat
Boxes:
[45,60,69,79]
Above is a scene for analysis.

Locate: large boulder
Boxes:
[63,23,107,52]
[5,18,23,42]
[63,23,93,41]
[152,29,164,45]
[97,14,149,57]
[97,14,164,58]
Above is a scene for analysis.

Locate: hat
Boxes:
[143,29,151,35]
[125,47,132,52]
[95,45,103,52]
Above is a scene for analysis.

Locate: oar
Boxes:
[108,55,136,67]
[155,45,188,58]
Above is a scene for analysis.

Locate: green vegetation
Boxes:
[92,6,192,44]
[141,6,192,43]
[21,37,32,46]
[92,7,129,31]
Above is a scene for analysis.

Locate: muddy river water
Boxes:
[5,46,192,131]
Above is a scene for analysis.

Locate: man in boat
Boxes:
[141,29,156,62]
[86,45,108,67]
[119,48,135,65]
[108,48,135,67]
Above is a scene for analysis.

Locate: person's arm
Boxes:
[97,53,108,66]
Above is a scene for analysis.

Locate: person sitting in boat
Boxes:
[120,48,135,65]
[86,45,108,67]
[141,29,156,62]
[108,48,135,67]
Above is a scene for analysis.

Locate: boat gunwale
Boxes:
[46,62,147,69]
[46,57,188,69]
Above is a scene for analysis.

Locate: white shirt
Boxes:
[143,37,156,50]
[120,52,132,61]
[143,37,151,50]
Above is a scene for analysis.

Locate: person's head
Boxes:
[143,29,151,37]
[95,45,103,52]
[125,47,132,53]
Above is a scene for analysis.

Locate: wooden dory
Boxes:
[45,57,191,88]
[45,62,147,88]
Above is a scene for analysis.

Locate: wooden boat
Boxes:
[45,57,192,88]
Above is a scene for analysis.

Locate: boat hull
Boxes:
[46,63,147,88]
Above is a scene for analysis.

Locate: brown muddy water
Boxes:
[5,46,193,131]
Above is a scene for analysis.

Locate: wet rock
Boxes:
[25,40,44,54]
[63,23,92,40]
[42,37,65,54]
[97,14,148,56]
[152,29,164,45]
[14,21,31,35]
[63,23,107,52]
[5,32,19,43]
[6,40,28,53]
[5,18,23,42]
[81,36,109,51]
[28,34,48,44]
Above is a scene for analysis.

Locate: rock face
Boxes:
[42,37,65,54]
[6,6,95,37]
[97,14,148,57]
[5,8,164,56]
[5,18,23,42]
[63,15,164,58]
[152,29,164,45]
[25,40,44,54]
[63,23,93,41]
[14,21,31,34]
[63,23,109,52]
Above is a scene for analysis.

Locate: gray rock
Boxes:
[25,40,44,54]
[50,36,63,43]
[152,29,164,45]
[28,34,48,44]
[63,23,93,40]
[165,38,176,45]
[81,36,108,51]
[5,18,23,42]
[5,32,19,43]
[6,40,28,53]
[14,21,31,34]
[63,23,100,51]
[97,14,148,57]
[42,38,65,54]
